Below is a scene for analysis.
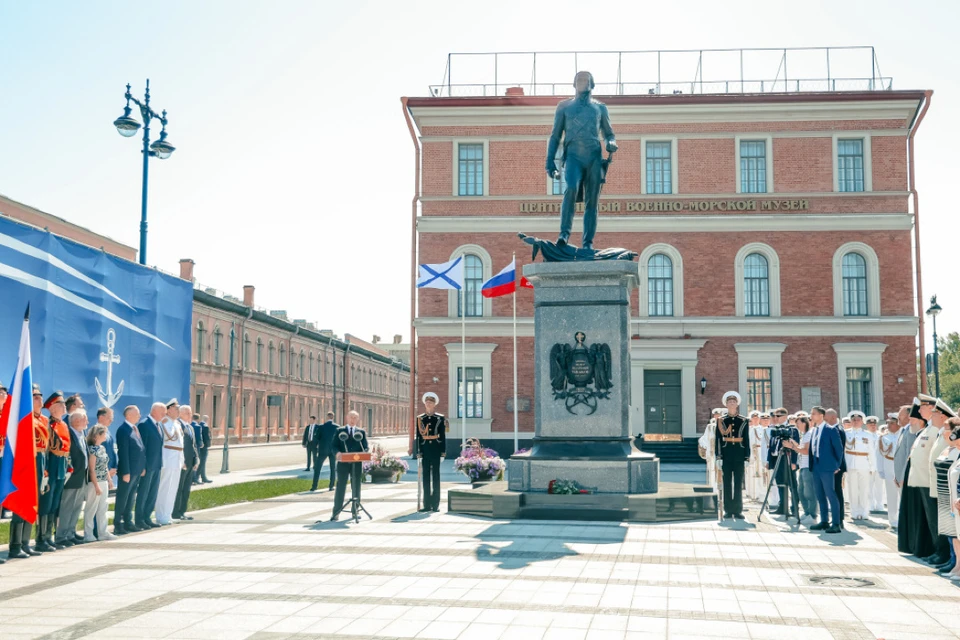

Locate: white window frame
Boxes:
[637,243,684,318]
[734,242,781,317]
[832,242,880,317]
[446,244,493,318]
[832,134,873,193]
[640,137,679,195]
[735,343,787,412]
[545,146,566,196]
[453,139,490,197]
[833,343,886,416]
[444,342,497,439]
[735,135,774,194]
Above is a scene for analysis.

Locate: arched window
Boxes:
[269,342,276,375]
[256,338,263,372]
[309,352,314,381]
[743,253,770,317]
[647,254,674,317]
[213,326,222,366]
[842,253,868,316]
[243,334,251,371]
[279,345,286,377]
[196,322,205,363]
[299,352,305,380]
[458,254,484,318]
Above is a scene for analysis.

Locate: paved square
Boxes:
[1,481,958,640]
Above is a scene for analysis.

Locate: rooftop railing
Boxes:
[427,47,893,98]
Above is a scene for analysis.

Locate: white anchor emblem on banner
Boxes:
[95,328,125,408]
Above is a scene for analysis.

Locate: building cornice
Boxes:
[408,94,925,129]
[414,316,918,338]
[417,213,912,234]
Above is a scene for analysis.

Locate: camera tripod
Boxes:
[758,446,800,523]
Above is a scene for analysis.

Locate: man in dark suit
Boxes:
[135,402,167,529]
[330,410,369,520]
[810,407,844,534]
[173,405,200,521]
[302,416,318,471]
[311,412,339,492]
[193,414,212,484]
[114,405,145,535]
[55,410,89,547]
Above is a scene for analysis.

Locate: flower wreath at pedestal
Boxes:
[453,438,505,482]
[363,442,409,483]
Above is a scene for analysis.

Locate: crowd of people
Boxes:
[700,391,960,581]
[0,386,213,562]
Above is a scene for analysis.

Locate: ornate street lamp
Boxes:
[112,80,175,265]
[926,295,943,397]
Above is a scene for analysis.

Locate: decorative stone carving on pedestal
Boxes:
[508,261,659,494]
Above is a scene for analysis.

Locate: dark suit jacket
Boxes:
[64,428,89,489]
[103,432,118,470]
[139,416,163,470]
[334,425,368,457]
[811,424,844,474]
[315,421,340,454]
[116,421,146,478]
[180,419,199,468]
[198,421,211,449]
[302,424,315,448]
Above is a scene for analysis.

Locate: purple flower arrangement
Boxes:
[453,438,505,481]
[362,443,410,479]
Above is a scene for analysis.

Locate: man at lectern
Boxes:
[330,410,369,521]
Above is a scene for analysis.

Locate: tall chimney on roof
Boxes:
[393,334,402,344]
[243,285,255,307]
[179,259,195,282]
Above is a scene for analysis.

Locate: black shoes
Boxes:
[7,547,29,559]
[733,513,745,520]
[825,526,842,534]
[809,522,829,531]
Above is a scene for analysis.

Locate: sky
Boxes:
[1,0,958,345]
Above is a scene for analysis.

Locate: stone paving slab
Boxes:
[0,481,957,640]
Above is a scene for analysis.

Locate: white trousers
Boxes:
[847,469,872,518]
[155,460,182,524]
[83,480,109,541]
[870,471,885,511]
[884,474,900,527]
[747,456,765,500]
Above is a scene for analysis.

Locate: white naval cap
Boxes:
[865,415,879,424]
[711,407,726,415]
[848,410,866,420]
[748,410,760,418]
[722,391,741,404]
[934,398,958,419]
[422,392,439,403]
[886,412,899,421]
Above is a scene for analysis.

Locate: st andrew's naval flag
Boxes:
[417,256,464,290]
[0,216,193,426]
[481,259,532,298]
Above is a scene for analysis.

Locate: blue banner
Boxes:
[0,217,192,424]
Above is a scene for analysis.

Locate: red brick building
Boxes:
[184,260,411,444]
[404,50,931,456]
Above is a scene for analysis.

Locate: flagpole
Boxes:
[512,254,518,454]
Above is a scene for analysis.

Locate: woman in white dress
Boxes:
[155,399,185,525]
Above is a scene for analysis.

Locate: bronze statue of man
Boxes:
[546,71,618,251]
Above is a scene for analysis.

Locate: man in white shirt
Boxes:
[878,414,901,529]
[747,411,765,501]
[155,399,184,526]
[844,411,877,520]
[865,416,885,512]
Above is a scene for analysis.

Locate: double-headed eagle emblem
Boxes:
[549,331,613,415]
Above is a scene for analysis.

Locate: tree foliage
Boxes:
[931,331,960,409]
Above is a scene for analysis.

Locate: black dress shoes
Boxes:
[734,513,745,520]
[825,526,842,534]
[809,522,829,531]
[7,548,29,559]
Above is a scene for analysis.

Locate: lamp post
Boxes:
[926,295,943,397]
[112,80,175,265]
[221,325,235,474]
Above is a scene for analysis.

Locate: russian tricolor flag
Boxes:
[481,259,533,298]
[0,306,38,523]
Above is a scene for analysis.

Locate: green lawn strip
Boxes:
[2,477,324,546]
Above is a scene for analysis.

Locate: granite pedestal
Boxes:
[507,261,659,494]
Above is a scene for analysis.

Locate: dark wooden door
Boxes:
[643,370,682,440]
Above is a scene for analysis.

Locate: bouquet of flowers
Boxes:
[454,438,505,481]
[548,479,589,495]
[363,442,409,480]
